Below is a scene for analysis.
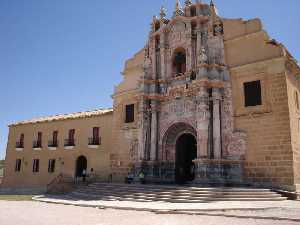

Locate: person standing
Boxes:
[138,171,145,184]
[82,169,87,182]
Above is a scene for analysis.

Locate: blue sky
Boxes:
[0,0,299,160]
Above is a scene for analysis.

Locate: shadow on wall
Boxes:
[0,160,4,184]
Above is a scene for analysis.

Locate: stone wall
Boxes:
[285,57,300,192]
[3,112,113,188]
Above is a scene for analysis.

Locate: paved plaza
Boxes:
[1,200,300,225]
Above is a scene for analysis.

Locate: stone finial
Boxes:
[173,0,184,17]
[160,6,166,20]
[210,0,214,6]
[185,0,193,7]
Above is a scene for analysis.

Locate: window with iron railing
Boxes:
[48,131,59,147]
[88,137,101,145]
[65,129,75,146]
[33,140,42,148]
[64,139,75,147]
[33,132,43,148]
[16,133,24,148]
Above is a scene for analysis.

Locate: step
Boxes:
[74,190,281,199]
[78,187,274,195]
[68,183,287,202]
[82,187,273,195]
[75,187,279,197]
[69,192,287,202]
[89,183,272,192]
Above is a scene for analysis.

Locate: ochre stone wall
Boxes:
[3,112,113,188]
[110,50,144,182]
[286,59,300,191]
[224,19,294,189]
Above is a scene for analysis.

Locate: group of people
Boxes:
[125,171,145,184]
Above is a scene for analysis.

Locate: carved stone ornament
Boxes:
[129,139,139,161]
[214,22,223,36]
[173,0,184,17]
[198,47,208,65]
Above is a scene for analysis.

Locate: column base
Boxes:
[193,158,245,186]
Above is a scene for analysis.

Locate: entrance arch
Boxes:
[175,133,197,184]
[75,155,87,177]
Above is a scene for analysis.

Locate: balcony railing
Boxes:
[33,141,42,148]
[64,139,75,147]
[48,140,59,148]
[16,142,24,149]
[88,137,101,146]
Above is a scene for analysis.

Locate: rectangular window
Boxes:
[33,159,40,173]
[16,134,24,148]
[15,159,21,172]
[65,129,75,146]
[20,134,24,147]
[244,80,262,107]
[37,132,42,147]
[69,129,75,141]
[93,127,99,139]
[53,131,58,146]
[48,159,56,173]
[125,104,135,123]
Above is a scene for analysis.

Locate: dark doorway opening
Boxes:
[175,133,197,184]
[76,155,87,177]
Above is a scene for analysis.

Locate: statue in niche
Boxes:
[198,47,208,65]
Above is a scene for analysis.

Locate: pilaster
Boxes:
[212,88,222,159]
[196,87,210,158]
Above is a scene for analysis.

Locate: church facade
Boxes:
[2,1,300,195]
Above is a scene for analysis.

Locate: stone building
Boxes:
[2,1,300,195]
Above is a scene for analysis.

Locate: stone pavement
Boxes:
[33,195,300,212]
[1,200,300,225]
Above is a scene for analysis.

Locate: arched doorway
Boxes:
[75,155,87,177]
[175,133,197,184]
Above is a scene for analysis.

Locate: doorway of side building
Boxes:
[75,155,87,177]
[175,133,197,184]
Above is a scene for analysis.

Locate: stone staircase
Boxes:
[66,183,287,203]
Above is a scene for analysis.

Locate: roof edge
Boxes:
[9,108,113,127]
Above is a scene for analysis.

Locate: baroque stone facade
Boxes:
[126,1,247,184]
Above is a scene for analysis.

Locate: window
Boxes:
[16,134,24,148]
[36,132,42,147]
[244,80,262,107]
[48,159,56,173]
[52,131,58,146]
[15,159,21,172]
[125,104,135,123]
[65,129,75,146]
[93,127,99,139]
[33,159,40,173]
[173,50,186,76]
[69,129,75,141]
[89,127,101,145]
